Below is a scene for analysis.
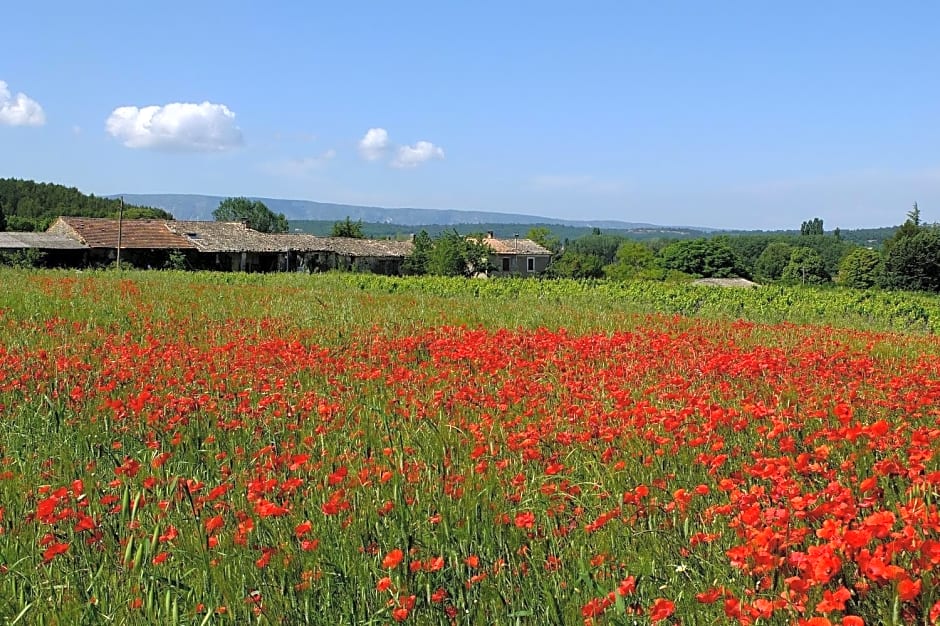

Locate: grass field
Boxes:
[0,269,938,625]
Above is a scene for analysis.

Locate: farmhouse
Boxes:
[166,220,296,272]
[46,217,195,267]
[166,221,414,274]
[480,232,553,276]
[43,217,413,274]
[295,235,414,275]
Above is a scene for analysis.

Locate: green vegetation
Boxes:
[800,216,825,236]
[424,230,493,277]
[660,237,747,278]
[401,230,433,275]
[0,249,45,268]
[1,269,938,623]
[781,246,830,285]
[838,248,884,289]
[882,211,940,292]
[329,216,365,238]
[212,197,288,233]
[0,178,172,231]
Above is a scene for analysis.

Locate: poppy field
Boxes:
[0,270,939,625]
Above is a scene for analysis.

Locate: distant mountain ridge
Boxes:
[110,193,709,232]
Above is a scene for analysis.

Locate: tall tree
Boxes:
[426,231,492,277]
[882,227,940,292]
[0,202,6,232]
[546,251,605,279]
[401,230,433,275]
[753,242,793,282]
[604,241,659,280]
[330,216,364,238]
[800,218,824,236]
[213,197,288,233]
[838,248,884,289]
[781,247,830,285]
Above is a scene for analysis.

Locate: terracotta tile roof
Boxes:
[481,235,552,256]
[0,232,88,250]
[47,217,194,249]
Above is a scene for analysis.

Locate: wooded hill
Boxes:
[0,179,173,231]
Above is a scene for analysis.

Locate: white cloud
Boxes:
[392,140,445,168]
[0,80,46,126]
[358,127,389,161]
[264,149,337,177]
[105,101,243,151]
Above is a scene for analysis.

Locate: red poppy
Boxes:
[382,548,404,569]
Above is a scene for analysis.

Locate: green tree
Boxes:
[213,197,288,233]
[838,248,884,289]
[660,238,746,278]
[0,178,172,231]
[604,241,659,280]
[882,226,940,292]
[402,230,433,275]
[547,251,605,279]
[724,235,779,277]
[568,232,627,265]
[427,231,491,277]
[800,217,824,236]
[781,247,829,285]
[753,242,793,282]
[0,202,6,232]
[525,227,561,254]
[331,216,364,238]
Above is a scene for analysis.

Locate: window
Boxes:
[502,257,510,272]
[527,257,535,272]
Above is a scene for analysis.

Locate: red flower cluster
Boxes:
[2,283,939,622]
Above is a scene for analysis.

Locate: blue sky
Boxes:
[1,1,937,229]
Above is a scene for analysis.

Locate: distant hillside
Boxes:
[113,193,702,232]
[1,179,172,231]
[290,220,706,241]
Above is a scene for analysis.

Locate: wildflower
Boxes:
[382,548,404,569]
[649,598,675,622]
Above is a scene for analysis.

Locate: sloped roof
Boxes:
[481,235,552,256]
[48,217,194,249]
[301,236,414,257]
[46,217,415,257]
[168,221,291,252]
[168,222,414,257]
[0,232,87,250]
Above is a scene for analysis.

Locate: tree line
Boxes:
[520,205,940,293]
[0,178,172,231]
[5,181,936,293]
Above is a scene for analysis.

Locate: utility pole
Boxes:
[116,197,124,270]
